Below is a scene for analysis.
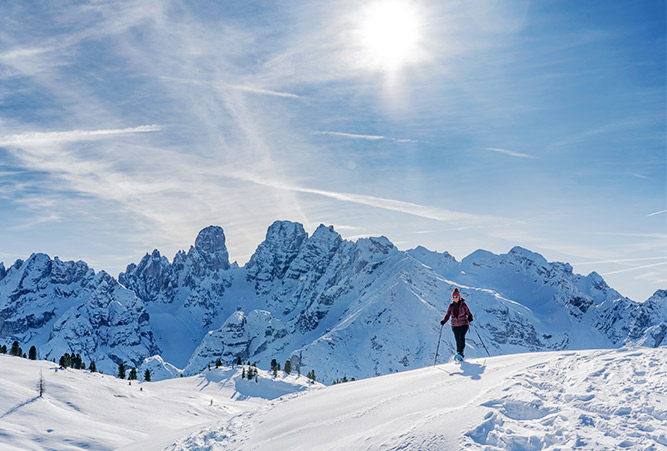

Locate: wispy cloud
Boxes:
[601,262,667,276]
[648,209,667,217]
[317,130,417,143]
[217,168,507,226]
[159,76,300,99]
[574,256,667,265]
[0,125,161,147]
[233,85,301,99]
[9,214,61,231]
[484,147,537,159]
[634,270,667,286]
[596,232,667,239]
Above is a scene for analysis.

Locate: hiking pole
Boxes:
[434,324,444,366]
[468,292,491,358]
[473,325,491,357]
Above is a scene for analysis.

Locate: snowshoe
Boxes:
[454,354,463,362]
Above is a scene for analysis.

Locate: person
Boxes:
[440,288,473,359]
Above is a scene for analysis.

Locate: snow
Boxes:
[1,347,665,450]
[0,355,318,451]
[165,347,667,451]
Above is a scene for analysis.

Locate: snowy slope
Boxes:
[1,348,665,450]
[0,354,319,451]
[165,347,667,451]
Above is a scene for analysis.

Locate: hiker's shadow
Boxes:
[447,361,485,380]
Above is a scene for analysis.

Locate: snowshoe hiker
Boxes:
[440,288,473,360]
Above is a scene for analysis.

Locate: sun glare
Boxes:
[357,0,423,72]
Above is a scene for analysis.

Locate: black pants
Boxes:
[452,325,469,357]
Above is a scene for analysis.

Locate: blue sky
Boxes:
[0,0,664,301]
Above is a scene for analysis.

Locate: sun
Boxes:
[356,0,424,72]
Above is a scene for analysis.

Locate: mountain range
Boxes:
[1,221,665,383]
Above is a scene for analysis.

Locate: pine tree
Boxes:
[59,354,69,368]
[242,368,246,379]
[89,361,97,373]
[0,344,6,354]
[10,340,21,357]
[28,345,37,360]
[284,360,292,375]
[236,356,242,366]
[215,358,222,369]
[117,362,126,379]
[128,368,138,380]
[144,369,151,382]
[73,354,82,369]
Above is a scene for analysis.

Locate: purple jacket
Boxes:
[443,299,473,327]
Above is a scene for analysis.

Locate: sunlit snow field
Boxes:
[1,347,665,450]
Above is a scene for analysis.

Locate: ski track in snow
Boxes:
[166,348,667,451]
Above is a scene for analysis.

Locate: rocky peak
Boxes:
[16,253,53,288]
[195,226,227,255]
[311,224,340,241]
[292,225,342,272]
[407,246,458,271]
[354,236,396,267]
[246,221,308,284]
[9,259,24,272]
[0,262,5,282]
[646,290,667,303]
[505,246,549,268]
[50,257,92,285]
[265,221,308,247]
[461,249,497,268]
[189,226,230,271]
[119,250,174,303]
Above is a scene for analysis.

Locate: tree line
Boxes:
[4,341,326,385]
[1,340,153,382]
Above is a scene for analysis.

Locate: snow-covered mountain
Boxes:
[0,254,158,373]
[1,221,665,381]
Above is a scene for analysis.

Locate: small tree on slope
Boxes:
[37,370,46,397]
[117,362,126,379]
